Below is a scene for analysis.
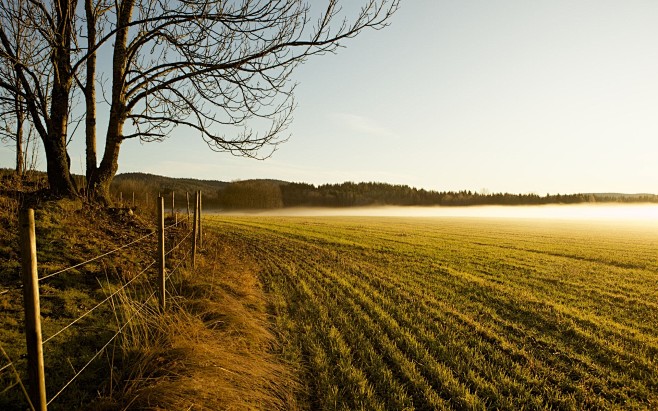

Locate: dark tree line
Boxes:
[218,181,284,209]
[108,174,658,210]
[278,182,658,208]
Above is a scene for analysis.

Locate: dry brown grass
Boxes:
[99,227,300,411]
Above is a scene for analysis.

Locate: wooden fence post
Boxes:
[20,209,47,411]
[191,192,198,268]
[132,192,135,207]
[119,192,123,205]
[171,192,176,226]
[186,192,190,223]
[157,197,166,312]
[198,191,203,249]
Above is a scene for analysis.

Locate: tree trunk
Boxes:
[15,94,24,176]
[43,131,76,196]
[45,68,77,196]
[11,15,24,176]
[46,66,76,196]
[88,0,135,203]
[84,0,97,189]
[43,0,78,197]
[90,115,123,203]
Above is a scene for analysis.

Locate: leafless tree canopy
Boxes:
[0,0,62,141]
[0,0,44,138]
[112,0,399,155]
[0,0,400,200]
[0,0,51,174]
[0,0,81,193]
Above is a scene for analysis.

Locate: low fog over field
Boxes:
[213,203,658,222]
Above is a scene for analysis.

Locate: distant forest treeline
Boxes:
[110,173,658,210]
[280,182,658,207]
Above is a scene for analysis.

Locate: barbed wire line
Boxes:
[39,231,156,282]
[164,228,194,257]
[164,221,179,231]
[0,363,11,375]
[42,260,157,345]
[166,247,193,282]
[1,282,26,296]
[0,380,18,395]
[46,289,158,406]
[180,246,193,270]
[0,343,34,411]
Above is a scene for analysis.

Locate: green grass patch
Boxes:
[206,216,658,410]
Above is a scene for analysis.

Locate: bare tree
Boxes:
[0,73,25,175]
[78,0,116,190]
[0,1,30,176]
[0,0,79,196]
[80,0,400,202]
[83,0,99,186]
[0,88,39,175]
[2,0,399,201]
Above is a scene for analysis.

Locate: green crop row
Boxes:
[206,216,658,410]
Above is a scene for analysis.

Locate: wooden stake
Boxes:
[192,192,198,269]
[186,192,190,223]
[20,209,47,411]
[171,192,176,226]
[198,191,203,249]
[132,192,135,207]
[157,197,166,312]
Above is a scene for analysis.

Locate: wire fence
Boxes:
[41,260,156,346]
[0,344,32,410]
[38,231,156,282]
[46,287,160,406]
[2,191,204,410]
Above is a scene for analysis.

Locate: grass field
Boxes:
[207,216,658,410]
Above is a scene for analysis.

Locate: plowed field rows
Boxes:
[207,216,658,410]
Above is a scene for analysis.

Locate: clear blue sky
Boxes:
[2,0,658,194]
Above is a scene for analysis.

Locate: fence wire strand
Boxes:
[167,246,193,282]
[0,380,19,396]
[0,362,12,374]
[40,231,156,282]
[165,228,193,257]
[46,289,158,406]
[0,344,34,411]
[164,221,178,231]
[42,260,157,345]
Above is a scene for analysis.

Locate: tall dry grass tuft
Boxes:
[96,226,300,410]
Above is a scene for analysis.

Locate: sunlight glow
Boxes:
[215,204,658,223]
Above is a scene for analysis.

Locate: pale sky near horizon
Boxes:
[2,0,658,195]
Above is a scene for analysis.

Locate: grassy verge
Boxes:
[0,176,297,410]
[107,226,300,410]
